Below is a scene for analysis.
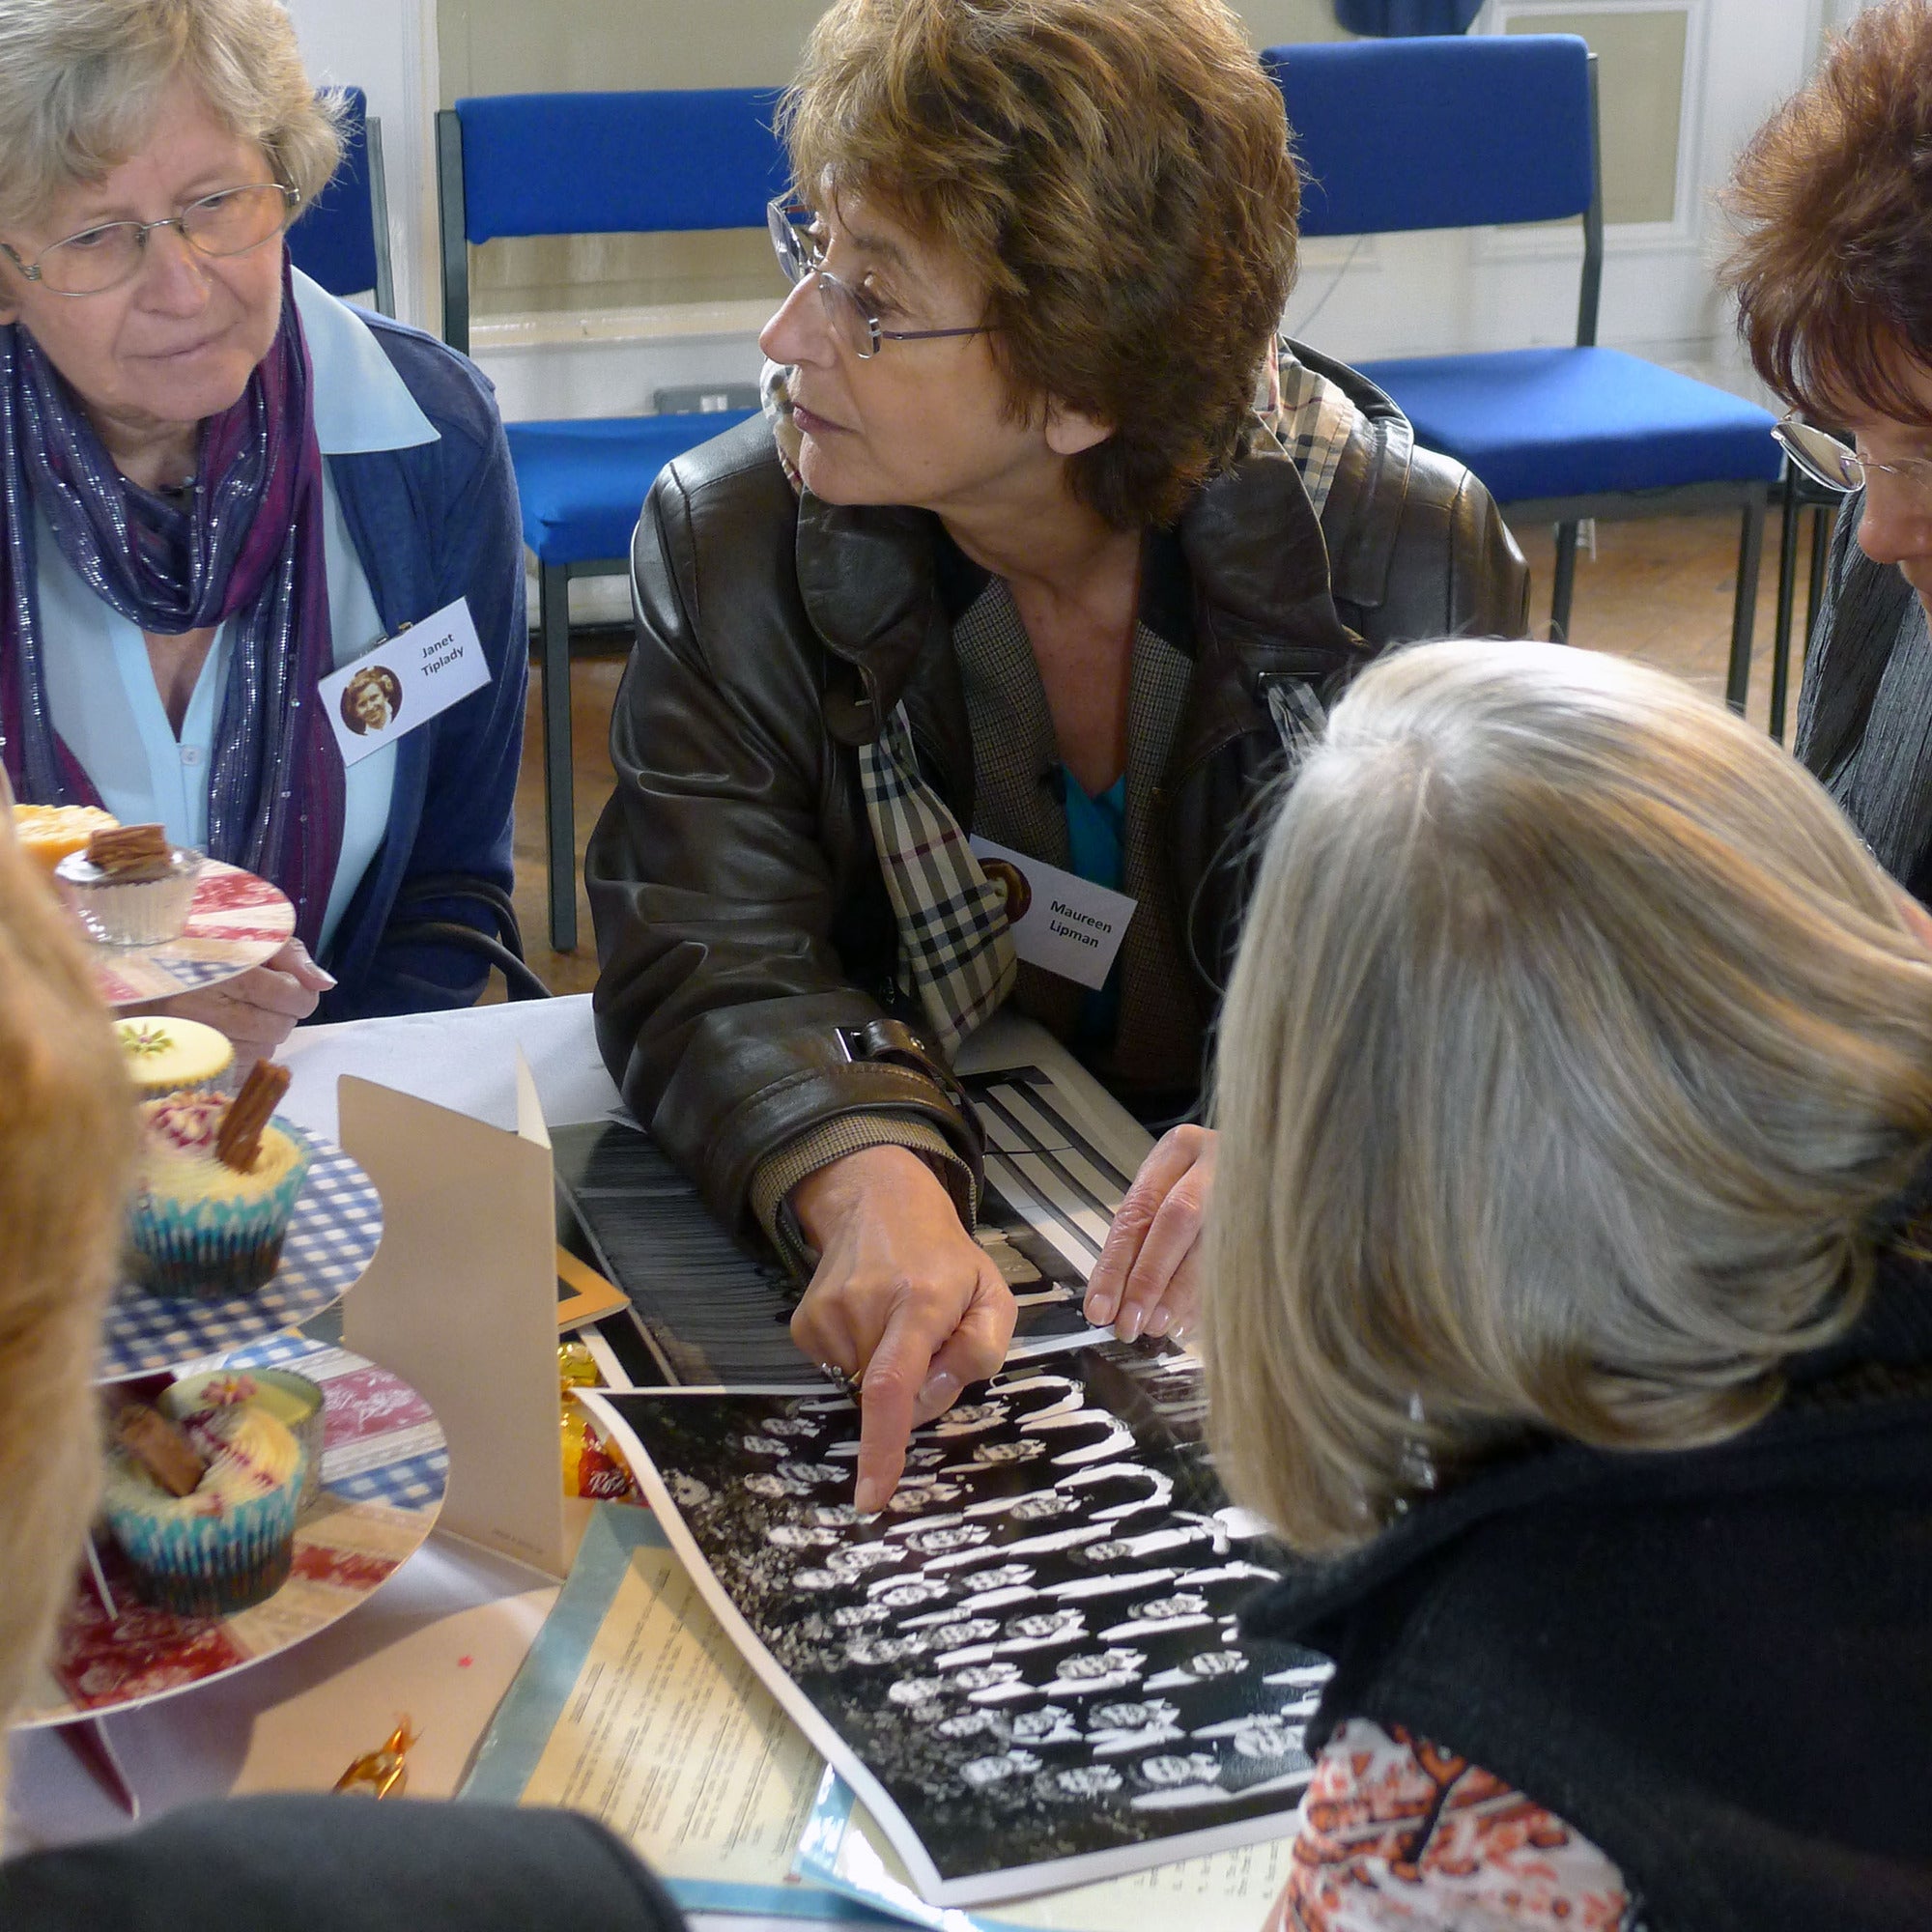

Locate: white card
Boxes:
[320,597,491,768]
[970,836,1137,990]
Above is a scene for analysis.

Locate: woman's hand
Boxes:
[790,1145,1015,1514]
[1084,1124,1217,1342]
[126,938,334,1067]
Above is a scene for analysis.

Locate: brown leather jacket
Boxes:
[586,349,1527,1238]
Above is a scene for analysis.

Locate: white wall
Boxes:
[280,0,438,330]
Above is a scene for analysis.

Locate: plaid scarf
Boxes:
[0,256,343,949]
[761,346,1355,1055]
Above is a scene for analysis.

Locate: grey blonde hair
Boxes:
[0,821,136,1742]
[1203,639,1932,1555]
[0,0,342,233]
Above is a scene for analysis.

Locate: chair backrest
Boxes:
[436,88,789,354]
[287,86,395,315]
[1263,34,1601,345]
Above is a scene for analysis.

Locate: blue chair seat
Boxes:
[1356,347,1782,505]
[505,412,758,565]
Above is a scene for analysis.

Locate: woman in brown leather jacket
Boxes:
[586,0,1526,1508]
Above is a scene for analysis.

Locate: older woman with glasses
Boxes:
[0,0,526,1056]
[586,0,1526,1510]
[1725,0,1932,903]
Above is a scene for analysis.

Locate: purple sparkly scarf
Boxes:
[0,257,343,949]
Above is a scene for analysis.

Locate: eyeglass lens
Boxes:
[37,185,291,296]
[768,203,877,357]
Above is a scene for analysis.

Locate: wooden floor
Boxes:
[506,504,1835,999]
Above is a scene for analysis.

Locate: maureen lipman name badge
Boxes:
[320,598,491,768]
[970,836,1137,991]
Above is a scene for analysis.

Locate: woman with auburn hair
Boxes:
[1722,0,1932,904]
[0,0,527,1059]
[0,800,687,1928]
[586,0,1526,1510]
[1206,640,1932,1930]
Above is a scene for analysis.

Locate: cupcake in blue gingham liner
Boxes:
[99,1401,306,1616]
[128,1090,312,1299]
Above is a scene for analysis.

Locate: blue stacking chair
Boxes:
[437,90,787,950]
[287,87,394,315]
[1266,36,1781,703]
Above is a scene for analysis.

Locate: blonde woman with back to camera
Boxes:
[1203,642,1932,1930]
[0,818,686,1929]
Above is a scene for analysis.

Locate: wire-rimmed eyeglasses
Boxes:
[0,184,298,298]
[767,198,992,360]
[1775,411,1932,506]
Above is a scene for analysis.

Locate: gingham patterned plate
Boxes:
[19,1337,446,1728]
[88,857,297,1008]
[98,1137,383,1383]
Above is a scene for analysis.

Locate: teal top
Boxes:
[1063,769,1126,1043]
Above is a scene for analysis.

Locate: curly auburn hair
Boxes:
[1721,0,1932,425]
[781,0,1300,530]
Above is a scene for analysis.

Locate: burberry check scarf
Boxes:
[760,348,1356,1055]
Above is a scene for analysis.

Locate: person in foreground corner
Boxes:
[1723,0,1932,901]
[1205,640,1932,1932]
[585,0,1526,1506]
[0,0,527,1057]
[0,812,684,1932]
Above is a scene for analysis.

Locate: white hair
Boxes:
[0,0,342,230]
[1204,639,1932,1552]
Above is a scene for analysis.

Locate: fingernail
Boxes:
[917,1370,961,1418]
[854,1478,886,1515]
[1147,1307,1171,1338]
[1117,1306,1144,1342]
[313,967,338,989]
[1085,1294,1116,1323]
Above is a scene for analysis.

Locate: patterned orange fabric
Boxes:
[1264,1719,1638,1931]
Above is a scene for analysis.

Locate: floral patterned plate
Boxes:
[88,857,297,1008]
[18,1337,446,1728]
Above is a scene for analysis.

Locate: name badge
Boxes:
[970,836,1137,991]
[320,598,491,768]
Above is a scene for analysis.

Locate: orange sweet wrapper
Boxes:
[560,1394,640,1504]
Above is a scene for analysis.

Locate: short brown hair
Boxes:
[1204,640,1932,1555]
[781,0,1299,530]
[1721,0,1932,425]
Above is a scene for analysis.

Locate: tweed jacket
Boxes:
[585,348,1528,1240]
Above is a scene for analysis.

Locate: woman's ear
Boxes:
[1043,399,1115,458]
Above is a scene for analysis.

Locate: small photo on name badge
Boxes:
[321,596,491,768]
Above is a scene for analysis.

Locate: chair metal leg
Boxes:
[1549,521,1579,643]
[1770,479,1802,744]
[1724,490,1767,716]
[1805,502,1833,646]
[538,562,578,952]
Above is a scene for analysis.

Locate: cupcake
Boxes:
[100,1395,305,1616]
[12,803,119,876]
[163,1369,325,1512]
[113,1016,235,1100]
[127,1063,311,1298]
[55,822,200,945]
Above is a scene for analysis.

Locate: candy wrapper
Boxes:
[557,1344,640,1504]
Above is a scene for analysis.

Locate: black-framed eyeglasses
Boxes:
[1775,411,1932,504]
[767,198,993,360]
[1,184,299,298]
